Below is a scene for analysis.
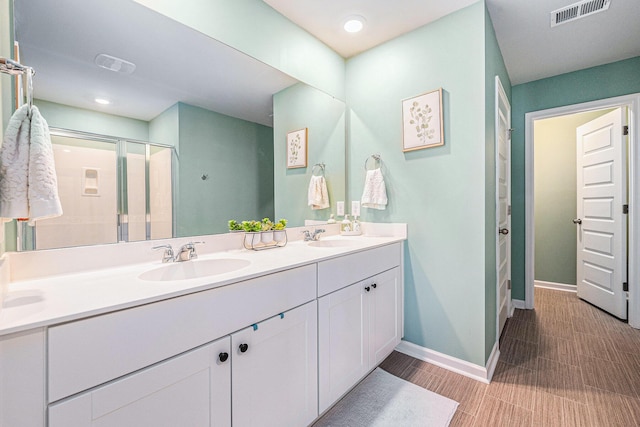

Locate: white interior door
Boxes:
[496,76,511,337]
[576,108,627,319]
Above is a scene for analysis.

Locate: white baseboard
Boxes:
[395,340,500,384]
[534,280,576,293]
[512,299,526,310]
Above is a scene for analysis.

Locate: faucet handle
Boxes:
[178,241,204,261]
[152,244,174,263]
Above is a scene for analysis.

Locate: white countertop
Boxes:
[0,234,404,336]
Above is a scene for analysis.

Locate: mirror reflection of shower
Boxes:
[23,129,175,250]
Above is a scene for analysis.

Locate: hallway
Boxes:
[380,287,640,426]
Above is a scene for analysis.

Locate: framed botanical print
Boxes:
[402,88,444,152]
[287,128,308,168]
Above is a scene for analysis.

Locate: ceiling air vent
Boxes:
[550,0,611,27]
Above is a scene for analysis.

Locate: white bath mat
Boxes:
[314,368,458,427]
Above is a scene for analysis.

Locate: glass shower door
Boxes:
[35,134,118,250]
[25,129,174,251]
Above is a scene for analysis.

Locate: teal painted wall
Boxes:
[35,99,149,141]
[175,103,274,236]
[346,2,491,366]
[273,83,346,227]
[483,4,511,361]
[134,0,345,100]
[511,56,640,300]
[149,103,179,148]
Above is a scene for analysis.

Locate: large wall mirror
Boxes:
[11,0,346,251]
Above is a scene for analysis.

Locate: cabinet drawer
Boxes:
[48,264,316,402]
[49,337,231,427]
[317,243,401,296]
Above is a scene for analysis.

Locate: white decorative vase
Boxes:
[244,232,261,248]
[273,230,287,242]
[261,231,274,244]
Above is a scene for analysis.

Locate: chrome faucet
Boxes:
[152,244,175,263]
[301,228,326,241]
[175,241,204,262]
[152,241,204,262]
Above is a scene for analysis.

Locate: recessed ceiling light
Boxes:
[343,16,365,33]
[94,98,110,105]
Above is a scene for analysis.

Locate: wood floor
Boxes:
[378,287,640,426]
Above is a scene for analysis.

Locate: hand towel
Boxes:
[361,168,388,210]
[308,175,330,210]
[27,106,63,225]
[0,104,31,221]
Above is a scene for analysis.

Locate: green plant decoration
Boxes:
[228,220,242,231]
[273,218,288,230]
[261,217,274,231]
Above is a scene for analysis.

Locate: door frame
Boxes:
[496,75,511,340]
[524,93,640,328]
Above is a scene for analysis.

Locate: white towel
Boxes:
[0,105,31,221]
[361,168,388,210]
[27,106,63,225]
[0,105,63,224]
[308,175,330,210]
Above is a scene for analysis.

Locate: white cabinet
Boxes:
[0,329,47,427]
[370,267,402,366]
[48,336,231,427]
[318,267,401,413]
[232,301,318,427]
[2,241,403,427]
[48,264,316,403]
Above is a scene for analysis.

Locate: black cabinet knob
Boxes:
[239,343,249,353]
[219,352,229,363]
[372,283,377,289]
[365,286,370,292]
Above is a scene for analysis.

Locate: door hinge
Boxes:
[508,205,511,215]
[623,282,629,292]
[507,279,511,290]
[623,204,629,214]
[623,125,629,136]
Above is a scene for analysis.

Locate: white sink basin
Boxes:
[308,239,359,248]
[139,258,251,281]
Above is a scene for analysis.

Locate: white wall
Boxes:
[35,138,117,249]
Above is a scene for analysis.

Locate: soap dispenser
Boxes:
[340,214,352,234]
[352,216,362,234]
[327,214,336,224]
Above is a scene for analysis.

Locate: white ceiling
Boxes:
[14,0,297,126]
[263,0,479,58]
[264,0,640,85]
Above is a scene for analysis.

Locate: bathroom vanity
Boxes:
[0,226,405,427]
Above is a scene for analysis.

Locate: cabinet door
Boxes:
[318,282,369,414]
[232,301,318,427]
[369,267,401,366]
[48,337,231,427]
